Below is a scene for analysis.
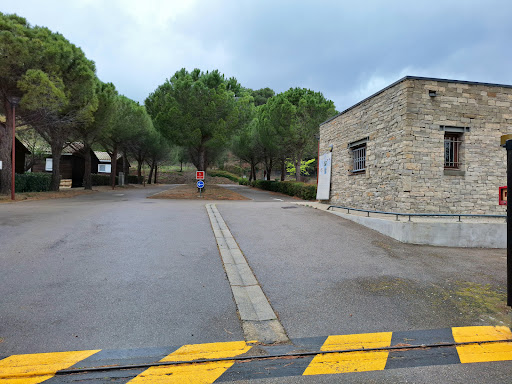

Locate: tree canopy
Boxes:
[250,87,275,106]
[252,88,336,180]
[0,12,98,191]
[146,68,241,171]
[1,10,340,193]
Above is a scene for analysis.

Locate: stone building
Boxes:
[319,76,512,214]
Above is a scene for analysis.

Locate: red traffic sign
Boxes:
[499,186,507,205]
[196,171,205,180]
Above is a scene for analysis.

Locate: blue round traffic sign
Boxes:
[197,180,204,188]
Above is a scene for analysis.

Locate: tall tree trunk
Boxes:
[263,154,271,181]
[0,99,14,195]
[180,161,183,172]
[266,158,273,181]
[154,163,158,184]
[123,151,129,176]
[250,162,256,181]
[295,153,302,182]
[147,161,154,185]
[110,145,118,189]
[50,143,63,191]
[280,157,286,181]
[83,144,92,190]
[137,159,142,184]
[198,146,206,171]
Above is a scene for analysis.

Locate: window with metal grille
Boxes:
[352,145,366,172]
[444,133,462,169]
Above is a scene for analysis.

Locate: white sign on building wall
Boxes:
[316,152,332,200]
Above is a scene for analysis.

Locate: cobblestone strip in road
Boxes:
[205,203,289,344]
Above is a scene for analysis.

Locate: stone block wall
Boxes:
[405,79,511,214]
[321,77,512,214]
[320,80,409,211]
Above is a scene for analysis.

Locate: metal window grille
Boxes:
[352,145,366,172]
[444,134,462,168]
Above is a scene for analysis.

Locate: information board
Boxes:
[316,152,332,200]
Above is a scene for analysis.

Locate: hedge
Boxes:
[91,174,141,186]
[15,173,52,193]
[240,179,317,200]
[91,174,116,186]
[127,175,140,184]
[208,170,241,183]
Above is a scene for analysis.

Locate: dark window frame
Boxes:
[352,144,367,173]
[444,132,463,169]
[348,137,369,174]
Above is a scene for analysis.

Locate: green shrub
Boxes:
[91,174,114,186]
[91,173,140,185]
[300,184,317,200]
[15,173,52,192]
[216,164,250,176]
[242,179,317,200]
[127,175,139,184]
[208,170,241,183]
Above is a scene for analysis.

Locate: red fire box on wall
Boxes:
[499,186,507,205]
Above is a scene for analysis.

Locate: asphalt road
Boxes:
[217,201,510,338]
[0,184,510,383]
[218,184,298,202]
[0,186,243,354]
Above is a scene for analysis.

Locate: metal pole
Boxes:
[11,104,15,201]
[506,139,512,307]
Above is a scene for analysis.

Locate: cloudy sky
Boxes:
[3,0,511,111]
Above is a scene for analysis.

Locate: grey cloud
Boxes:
[3,0,512,111]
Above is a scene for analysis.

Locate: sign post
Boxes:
[501,135,512,307]
[196,171,205,196]
[197,180,204,198]
[507,140,512,307]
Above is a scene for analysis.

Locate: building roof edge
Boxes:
[320,76,512,127]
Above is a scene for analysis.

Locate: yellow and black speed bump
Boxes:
[1,326,511,383]
[385,328,461,369]
[41,346,181,383]
[216,336,328,382]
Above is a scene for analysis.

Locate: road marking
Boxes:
[0,349,100,383]
[303,331,393,375]
[127,341,254,383]
[0,327,511,382]
[273,198,284,201]
[205,204,289,344]
[453,326,512,364]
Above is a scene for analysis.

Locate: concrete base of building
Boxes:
[297,202,506,249]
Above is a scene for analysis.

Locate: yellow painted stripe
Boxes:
[303,332,393,375]
[128,340,254,383]
[0,350,100,383]
[453,326,512,364]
